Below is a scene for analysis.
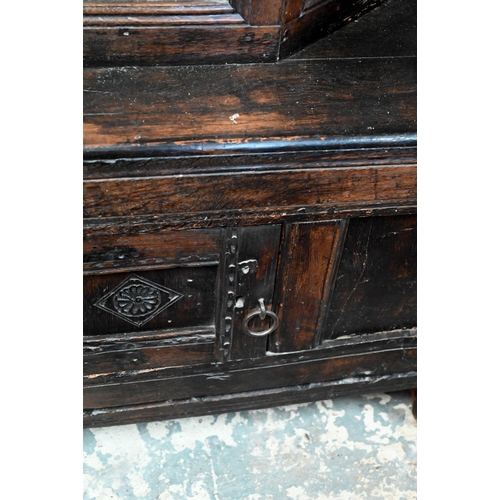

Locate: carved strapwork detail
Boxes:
[219,228,239,361]
[94,274,183,327]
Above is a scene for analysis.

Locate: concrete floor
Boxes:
[83,391,416,499]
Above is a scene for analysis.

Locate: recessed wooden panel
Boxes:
[321,214,417,339]
[84,266,218,336]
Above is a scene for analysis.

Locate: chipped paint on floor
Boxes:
[83,391,416,499]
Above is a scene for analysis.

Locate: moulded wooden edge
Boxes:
[83,371,417,427]
[83,133,417,161]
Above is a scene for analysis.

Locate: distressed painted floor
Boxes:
[83,391,416,500]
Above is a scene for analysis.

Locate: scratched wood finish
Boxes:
[84,25,280,66]
[84,165,416,218]
[84,57,416,153]
[84,0,390,66]
[83,334,216,380]
[83,147,417,179]
[273,220,344,352]
[230,225,281,360]
[83,0,417,426]
[322,214,417,339]
[83,227,222,273]
[84,347,416,408]
[85,328,415,385]
[84,372,416,427]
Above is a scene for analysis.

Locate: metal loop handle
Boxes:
[243,300,279,337]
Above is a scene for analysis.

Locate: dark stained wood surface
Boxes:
[84,333,216,379]
[230,225,281,360]
[273,221,344,352]
[289,0,416,59]
[84,327,415,385]
[84,265,219,336]
[83,56,416,156]
[84,346,416,408]
[279,0,384,59]
[84,2,237,17]
[230,0,283,25]
[84,371,417,427]
[83,0,417,427]
[84,227,222,273]
[322,214,417,339]
[84,25,280,67]
[84,165,416,218]
[84,0,398,66]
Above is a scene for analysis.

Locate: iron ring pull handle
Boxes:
[243,298,279,337]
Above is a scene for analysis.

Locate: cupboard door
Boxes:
[269,214,416,354]
[83,224,282,394]
[223,225,282,361]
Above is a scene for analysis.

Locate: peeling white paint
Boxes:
[188,480,212,500]
[89,425,151,469]
[363,392,392,405]
[83,452,104,471]
[286,485,308,499]
[376,442,406,462]
[128,471,151,498]
[84,393,416,500]
[362,403,393,444]
[146,421,171,440]
[393,403,417,442]
[370,478,417,500]
[158,492,175,500]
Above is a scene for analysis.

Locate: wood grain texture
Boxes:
[84,347,416,408]
[230,0,284,25]
[230,225,281,360]
[84,227,222,273]
[84,265,219,336]
[84,165,416,218]
[322,214,417,339]
[84,371,416,427]
[279,0,384,59]
[82,0,417,425]
[84,371,417,427]
[83,205,417,241]
[289,0,416,59]
[273,220,344,352]
[84,25,279,66]
[84,328,415,385]
[83,147,416,179]
[84,57,415,153]
[83,334,216,380]
[84,2,237,16]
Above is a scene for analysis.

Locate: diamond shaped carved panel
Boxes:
[94,274,183,327]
